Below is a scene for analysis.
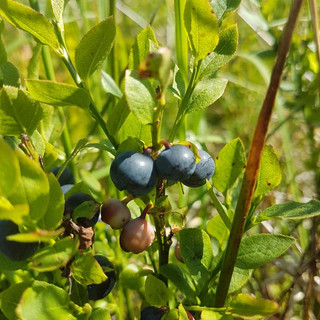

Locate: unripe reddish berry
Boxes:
[101,199,131,229]
[175,242,184,263]
[120,217,155,254]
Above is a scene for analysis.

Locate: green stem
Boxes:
[174,0,188,84]
[214,0,303,307]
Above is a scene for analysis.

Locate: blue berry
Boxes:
[87,255,116,300]
[182,149,215,187]
[51,167,75,186]
[141,306,165,320]
[0,220,39,261]
[155,145,196,181]
[110,151,157,197]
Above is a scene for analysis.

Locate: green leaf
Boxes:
[210,0,241,20]
[145,274,170,307]
[26,79,90,109]
[89,308,111,320]
[0,281,33,320]
[0,20,7,65]
[0,200,29,225]
[212,138,246,194]
[75,17,116,80]
[254,145,282,198]
[201,310,232,320]
[15,281,76,320]
[184,0,219,62]
[0,0,60,52]
[128,25,158,70]
[0,138,20,198]
[38,173,64,229]
[6,228,63,243]
[229,267,252,293]
[256,200,320,222]
[159,264,197,302]
[236,234,295,269]
[71,251,108,286]
[8,151,50,222]
[206,213,229,247]
[0,86,43,136]
[228,293,279,318]
[107,97,152,146]
[0,251,28,271]
[200,25,238,79]
[50,0,64,23]
[27,43,42,80]
[30,237,79,271]
[101,70,122,98]
[0,62,19,87]
[124,70,156,124]
[186,78,227,114]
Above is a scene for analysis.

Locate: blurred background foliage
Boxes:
[1,0,320,319]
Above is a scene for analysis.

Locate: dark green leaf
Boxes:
[159,264,197,301]
[0,62,19,87]
[212,138,246,194]
[256,200,320,222]
[75,17,116,80]
[0,86,43,136]
[0,0,60,51]
[236,234,295,269]
[200,25,238,79]
[26,79,90,109]
[0,251,28,271]
[184,0,219,61]
[186,78,228,114]
[145,274,170,307]
[228,293,279,318]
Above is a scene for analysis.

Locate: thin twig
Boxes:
[214,0,304,307]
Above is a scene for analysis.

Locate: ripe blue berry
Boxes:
[155,145,196,181]
[64,193,100,227]
[0,220,39,261]
[110,151,157,197]
[141,306,165,320]
[87,255,116,300]
[101,199,131,229]
[51,167,75,186]
[182,149,215,187]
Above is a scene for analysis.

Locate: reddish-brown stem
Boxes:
[214,0,304,307]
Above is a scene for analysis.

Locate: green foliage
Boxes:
[75,17,116,80]
[145,274,170,307]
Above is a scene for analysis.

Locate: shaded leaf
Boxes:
[101,70,122,98]
[145,274,170,307]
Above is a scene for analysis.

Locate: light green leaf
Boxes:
[256,200,320,222]
[0,201,29,225]
[184,0,219,61]
[27,43,42,80]
[210,0,241,20]
[50,0,64,23]
[0,86,43,136]
[200,25,238,79]
[229,267,252,293]
[16,281,76,320]
[145,274,170,307]
[212,138,246,194]
[228,293,279,318]
[254,145,282,197]
[236,234,295,269]
[0,281,33,320]
[206,213,229,247]
[75,17,116,80]
[6,228,63,243]
[38,173,64,229]
[128,25,158,70]
[0,20,7,65]
[159,264,197,302]
[201,310,232,320]
[101,70,122,98]
[107,97,152,146]
[186,78,228,114]
[8,151,50,222]
[26,79,90,109]
[30,236,79,271]
[71,251,108,286]
[89,308,111,320]
[0,0,60,52]
[124,70,156,124]
[0,138,20,198]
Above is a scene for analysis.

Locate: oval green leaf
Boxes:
[145,274,170,307]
